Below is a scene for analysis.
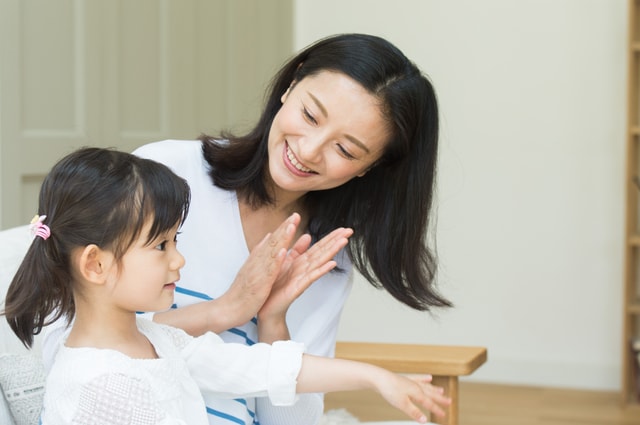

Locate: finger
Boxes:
[296,261,338,291]
[290,234,312,258]
[413,391,451,418]
[408,374,433,384]
[267,213,300,247]
[267,247,288,274]
[308,228,349,253]
[305,235,350,266]
[399,400,429,424]
[262,225,297,263]
[317,227,353,245]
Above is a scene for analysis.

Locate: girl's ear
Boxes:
[77,244,112,284]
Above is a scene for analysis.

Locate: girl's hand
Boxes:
[296,355,450,423]
[257,227,353,342]
[376,373,451,424]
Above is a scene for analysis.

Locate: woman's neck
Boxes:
[238,196,309,252]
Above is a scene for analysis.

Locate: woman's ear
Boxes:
[76,244,112,284]
[281,80,297,103]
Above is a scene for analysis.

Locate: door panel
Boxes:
[0,0,293,229]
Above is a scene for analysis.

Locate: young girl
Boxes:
[3,147,450,425]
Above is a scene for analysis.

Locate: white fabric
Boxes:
[0,386,15,425]
[0,353,45,425]
[320,409,435,425]
[131,139,354,425]
[41,318,304,425]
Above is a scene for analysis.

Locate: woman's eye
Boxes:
[302,107,317,125]
[337,144,355,160]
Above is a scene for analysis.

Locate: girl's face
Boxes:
[267,71,391,199]
[108,221,185,314]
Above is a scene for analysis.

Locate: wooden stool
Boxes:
[331,342,488,425]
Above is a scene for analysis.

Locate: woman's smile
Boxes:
[283,142,316,176]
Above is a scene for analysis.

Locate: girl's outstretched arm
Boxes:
[297,354,452,424]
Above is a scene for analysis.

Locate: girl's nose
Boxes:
[171,248,186,270]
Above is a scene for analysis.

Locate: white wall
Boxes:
[294,0,627,391]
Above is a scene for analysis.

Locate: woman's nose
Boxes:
[298,134,325,164]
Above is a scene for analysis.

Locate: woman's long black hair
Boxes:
[202,33,451,311]
[3,147,190,347]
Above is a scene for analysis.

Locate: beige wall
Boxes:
[294,0,627,391]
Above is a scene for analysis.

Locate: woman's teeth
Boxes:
[287,146,313,173]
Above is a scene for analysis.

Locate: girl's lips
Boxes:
[282,142,315,177]
[164,283,176,290]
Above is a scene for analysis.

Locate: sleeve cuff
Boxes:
[267,340,305,406]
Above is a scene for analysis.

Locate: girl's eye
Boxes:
[155,241,167,251]
[302,107,317,125]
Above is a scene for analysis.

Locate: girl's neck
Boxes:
[66,305,158,359]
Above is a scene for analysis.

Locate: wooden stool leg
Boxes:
[430,375,458,425]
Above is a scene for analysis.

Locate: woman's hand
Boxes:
[154,213,301,336]
[257,227,353,343]
[212,213,302,332]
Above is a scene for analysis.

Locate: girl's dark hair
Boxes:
[201,33,451,311]
[3,147,191,347]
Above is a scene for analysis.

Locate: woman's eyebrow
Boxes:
[345,135,370,153]
[307,91,370,154]
[308,92,328,118]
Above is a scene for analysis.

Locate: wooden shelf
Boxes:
[623,0,640,407]
[627,301,640,314]
[334,342,487,425]
[335,342,487,376]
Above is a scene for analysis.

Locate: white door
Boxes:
[0,0,292,229]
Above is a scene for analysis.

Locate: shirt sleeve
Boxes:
[180,333,304,406]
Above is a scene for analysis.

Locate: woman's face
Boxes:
[267,70,390,198]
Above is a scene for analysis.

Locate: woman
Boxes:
[133,33,451,425]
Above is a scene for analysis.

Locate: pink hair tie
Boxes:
[30,214,51,240]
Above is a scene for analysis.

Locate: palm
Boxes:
[259,228,352,320]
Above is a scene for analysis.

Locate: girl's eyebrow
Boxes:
[307,91,371,154]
